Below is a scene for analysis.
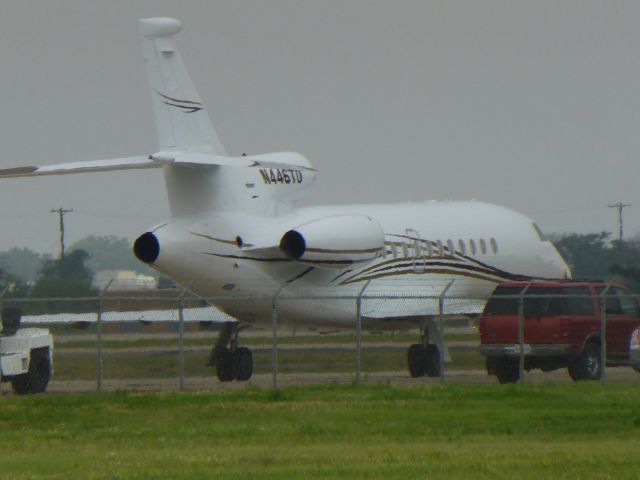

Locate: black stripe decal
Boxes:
[286,267,315,283]
[154,89,203,106]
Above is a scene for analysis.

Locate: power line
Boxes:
[50,207,73,258]
[608,202,632,241]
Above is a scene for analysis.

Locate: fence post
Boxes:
[178,298,185,391]
[176,282,193,392]
[355,280,371,384]
[437,279,455,383]
[517,282,532,384]
[600,284,611,384]
[271,287,284,389]
[96,280,113,391]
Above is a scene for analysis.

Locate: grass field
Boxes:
[48,330,483,382]
[1,383,640,479]
[52,347,484,380]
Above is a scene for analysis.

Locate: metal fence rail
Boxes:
[1,286,639,392]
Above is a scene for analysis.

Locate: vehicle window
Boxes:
[524,287,566,317]
[563,287,593,315]
[596,287,624,315]
[484,287,520,315]
[614,288,639,315]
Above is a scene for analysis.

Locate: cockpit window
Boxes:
[532,223,547,241]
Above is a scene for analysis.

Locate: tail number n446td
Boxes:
[259,168,303,185]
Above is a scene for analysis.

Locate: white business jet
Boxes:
[0,18,570,382]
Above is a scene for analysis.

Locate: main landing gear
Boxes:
[407,318,446,378]
[209,322,254,382]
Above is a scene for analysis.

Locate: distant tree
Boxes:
[0,247,49,284]
[608,236,640,292]
[29,250,97,313]
[69,235,149,273]
[551,232,614,280]
[551,232,640,292]
[0,267,29,299]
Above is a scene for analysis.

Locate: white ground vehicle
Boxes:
[0,307,53,394]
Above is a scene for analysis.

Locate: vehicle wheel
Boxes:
[11,347,51,395]
[407,344,426,377]
[234,347,253,381]
[215,347,236,382]
[424,344,441,377]
[568,342,601,381]
[494,356,520,384]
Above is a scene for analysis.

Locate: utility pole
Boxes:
[50,207,73,258]
[608,202,631,241]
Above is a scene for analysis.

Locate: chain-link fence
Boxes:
[3,285,640,393]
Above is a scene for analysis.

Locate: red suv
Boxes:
[479,281,640,383]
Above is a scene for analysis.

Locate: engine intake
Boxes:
[280,230,306,259]
[279,214,384,269]
[133,232,160,264]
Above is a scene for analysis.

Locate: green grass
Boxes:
[51,349,486,381]
[53,332,478,350]
[1,383,640,479]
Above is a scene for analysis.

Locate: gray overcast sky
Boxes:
[0,1,639,254]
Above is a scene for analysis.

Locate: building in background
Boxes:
[94,270,157,291]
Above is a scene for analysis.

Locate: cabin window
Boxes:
[392,244,398,258]
[426,241,434,257]
[469,239,477,255]
[446,239,455,256]
[458,239,466,255]
[479,238,487,255]
[402,242,408,258]
[490,237,499,254]
[436,240,444,256]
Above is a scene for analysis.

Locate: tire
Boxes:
[568,342,601,381]
[424,344,441,377]
[11,347,51,395]
[407,344,426,377]
[234,347,253,381]
[215,348,236,382]
[494,356,520,384]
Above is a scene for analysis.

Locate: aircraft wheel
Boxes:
[11,347,51,395]
[215,348,236,382]
[407,344,426,377]
[424,344,441,377]
[234,347,253,381]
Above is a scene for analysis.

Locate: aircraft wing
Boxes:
[20,306,236,324]
[0,156,160,178]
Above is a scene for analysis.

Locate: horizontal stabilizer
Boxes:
[0,156,160,178]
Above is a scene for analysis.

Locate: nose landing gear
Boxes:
[406,317,448,378]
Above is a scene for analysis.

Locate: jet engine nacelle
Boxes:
[279,214,384,268]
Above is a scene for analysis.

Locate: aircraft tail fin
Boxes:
[138,17,227,155]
